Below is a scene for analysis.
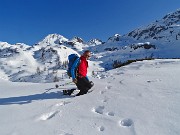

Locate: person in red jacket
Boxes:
[73,50,94,96]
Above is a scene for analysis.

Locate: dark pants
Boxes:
[76,77,94,96]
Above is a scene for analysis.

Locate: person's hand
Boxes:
[73,78,77,84]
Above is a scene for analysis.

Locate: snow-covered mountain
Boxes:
[0,34,98,82]
[126,9,180,42]
[0,9,180,82]
[0,38,76,82]
[90,9,180,69]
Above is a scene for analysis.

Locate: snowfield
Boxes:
[0,59,180,135]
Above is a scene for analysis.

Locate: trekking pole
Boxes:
[55,81,73,88]
[44,81,73,94]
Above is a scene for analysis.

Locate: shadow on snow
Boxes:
[0,90,71,105]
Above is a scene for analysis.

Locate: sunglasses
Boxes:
[86,55,91,58]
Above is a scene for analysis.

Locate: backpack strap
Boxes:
[71,57,80,80]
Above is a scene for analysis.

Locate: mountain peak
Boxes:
[37,34,68,46]
[87,39,103,46]
[107,34,121,42]
[70,36,84,43]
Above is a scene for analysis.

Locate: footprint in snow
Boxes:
[101,98,108,103]
[59,133,73,135]
[105,86,112,90]
[119,118,137,135]
[38,110,60,121]
[115,72,124,75]
[147,79,162,83]
[92,106,115,117]
[147,80,152,83]
[101,96,109,103]
[55,101,71,107]
[54,129,73,135]
[92,106,105,114]
[119,80,124,84]
[98,126,105,131]
[119,118,134,127]
[106,111,115,116]
[100,90,106,94]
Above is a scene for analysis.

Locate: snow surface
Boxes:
[0,59,180,135]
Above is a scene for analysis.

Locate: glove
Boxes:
[73,78,77,84]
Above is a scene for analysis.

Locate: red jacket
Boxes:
[78,56,88,77]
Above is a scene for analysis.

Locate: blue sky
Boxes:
[0,0,180,45]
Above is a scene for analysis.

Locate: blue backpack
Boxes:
[67,54,80,77]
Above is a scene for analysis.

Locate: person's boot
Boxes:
[90,81,94,88]
[67,88,76,95]
[63,88,76,95]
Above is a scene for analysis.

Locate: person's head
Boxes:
[83,50,91,60]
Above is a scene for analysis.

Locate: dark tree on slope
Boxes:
[53,75,59,82]
[113,60,122,68]
[36,67,41,75]
[62,61,68,68]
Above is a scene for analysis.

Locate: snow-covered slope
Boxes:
[0,59,180,135]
